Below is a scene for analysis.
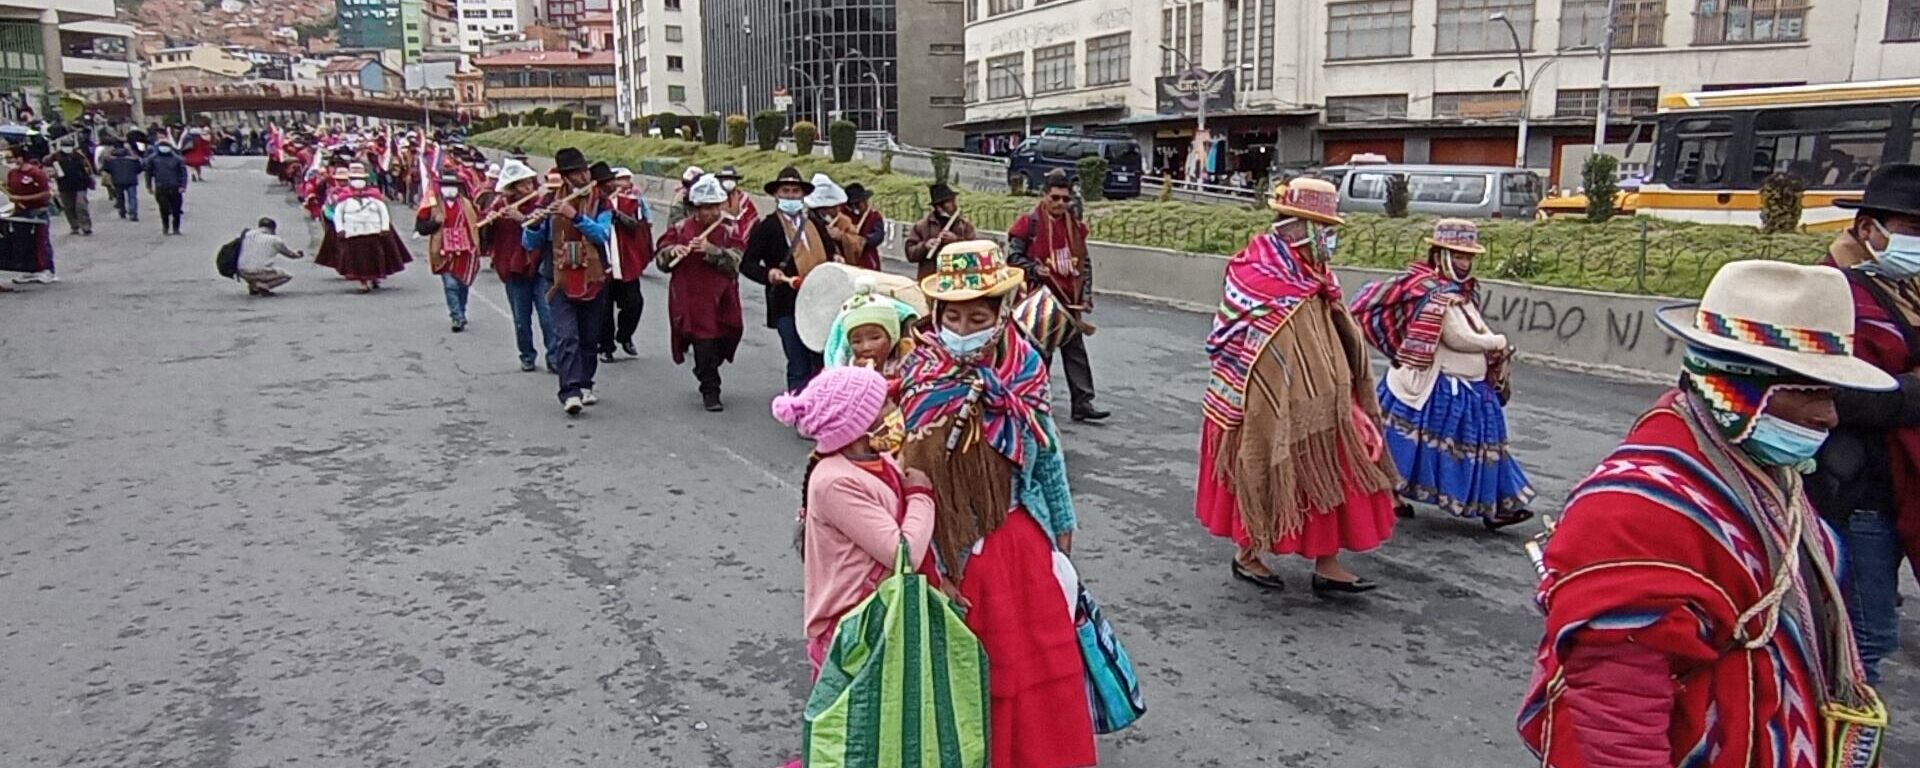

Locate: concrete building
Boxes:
[473,48,617,125]
[700,0,783,123]
[959,0,1920,186]
[148,43,255,90]
[0,0,130,105]
[548,0,611,34]
[322,54,406,94]
[611,0,705,128]
[338,0,405,51]
[454,0,538,53]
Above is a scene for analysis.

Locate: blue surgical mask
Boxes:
[1862,219,1920,280]
[1742,413,1829,469]
[777,198,805,216]
[939,327,995,358]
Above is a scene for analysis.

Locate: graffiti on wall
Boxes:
[1479,286,1681,364]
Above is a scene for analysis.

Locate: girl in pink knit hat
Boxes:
[772,366,941,768]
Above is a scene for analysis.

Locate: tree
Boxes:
[698,114,722,145]
[629,117,649,135]
[1384,175,1411,218]
[726,114,750,147]
[1076,155,1109,201]
[1583,153,1621,223]
[828,119,857,163]
[527,106,548,128]
[931,151,951,186]
[753,110,785,151]
[1759,171,1807,234]
[793,120,818,156]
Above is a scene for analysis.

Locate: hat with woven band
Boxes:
[1269,178,1343,225]
[1425,218,1486,254]
[1654,260,1895,391]
[920,240,1025,302]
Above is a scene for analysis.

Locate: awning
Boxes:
[1094,107,1319,127]
[943,103,1127,131]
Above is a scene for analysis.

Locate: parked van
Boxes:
[1007,130,1144,199]
[1319,163,1543,219]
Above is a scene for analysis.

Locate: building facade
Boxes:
[547,0,611,33]
[0,0,127,102]
[338,0,405,51]
[474,48,618,125]
[960,0,1920,186]
[611,0,705,128]
[700,0,783,123]
[454,0,539,53]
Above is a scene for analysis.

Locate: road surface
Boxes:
[2,158,1914,767]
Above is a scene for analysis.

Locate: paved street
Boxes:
[3,157,1917,767]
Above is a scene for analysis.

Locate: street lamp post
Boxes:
[1592,0,1620,150]
[1157,44,1251,181]
[1489,12,1531,169]
[864,63,887,136]
[787,65,823,126]
[988,62,1033,139]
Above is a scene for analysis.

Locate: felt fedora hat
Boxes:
[714,165,744,181]
[928,183,958,206]
[1835,163,1920,219]
[764,165,814,195]
[1654,260,1896,391]
[589,161,617,183]
[553,147,590,172]
[844,182,872,204]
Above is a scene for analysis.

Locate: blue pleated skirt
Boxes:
[1378,376,1535,519]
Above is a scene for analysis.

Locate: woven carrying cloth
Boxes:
[1350,261,1477,369]
[1203,231,1345,432]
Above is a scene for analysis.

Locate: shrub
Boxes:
[793,120,818,156]
[698,114,722,145]
[550,108,574,130]
[629,117,648,135]
[652,112,681,138]
[1384,175,1411,218]
[828,119,857,163]
[753,110,784,151]
[879,148,894,174]
[1583,153,1621,223]
[1075,155,1109,202]
[1759,171,1807,234]
[527,106,548,128]
[726,114,749,147]
[1009,172,1026,196]
[931,151,951,186]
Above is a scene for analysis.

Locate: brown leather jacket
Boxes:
[904,211,978,279]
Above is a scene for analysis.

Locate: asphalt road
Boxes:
[3,158,1916,767]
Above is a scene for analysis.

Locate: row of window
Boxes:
[635,84,689,104]
[1322,86,1660,122]
[963,32,1130,102]
[484,70,617,88]
[460,9,516,18]
[630,54,686,73]
[1327,0,1818,61]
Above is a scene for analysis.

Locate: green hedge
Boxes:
[468,126,1830,298]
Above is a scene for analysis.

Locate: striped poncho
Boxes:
[1349,261,1477,369]
[1204,231,1346,432]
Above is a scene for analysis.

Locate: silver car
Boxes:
[1322,163,1543,219]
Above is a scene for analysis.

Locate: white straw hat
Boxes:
[1655,260,1895,390]
[495,159,539,192]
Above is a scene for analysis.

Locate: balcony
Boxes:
[59,19,135,88]
[485,85,614,100]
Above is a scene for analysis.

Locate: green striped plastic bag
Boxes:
[803,542,990,768]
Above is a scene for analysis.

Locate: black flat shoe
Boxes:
[1071,407,1111,423]
[1311,574,1380,595]
[1230,560,1286,592]
[599,352,617,363]
[1483,509,1536,532]
[621,341,638,357]
[1395,503,1416,519]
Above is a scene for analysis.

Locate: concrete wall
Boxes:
[896,0,967,149]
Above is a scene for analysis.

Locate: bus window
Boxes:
[1753,106,1889,188]
[1671,117,1733,187]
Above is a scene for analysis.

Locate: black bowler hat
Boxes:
[714,165,743,181]
[554,147,590,172]
[764,165,814,195]
[1836,164,1920,219]
[845,183,871,203]
[928,183,957,206]
[589,161,616,183]
[438,171,464,186]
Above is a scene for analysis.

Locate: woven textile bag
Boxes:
[1075,585,1146,734]
[803,543,990,768]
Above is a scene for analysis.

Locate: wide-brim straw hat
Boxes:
[919,239,1026,302]
[1654,260,1896,391]
[1425,217,1486,254]
[1269,177,1344,225]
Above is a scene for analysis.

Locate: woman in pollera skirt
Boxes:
[314,163,412,292]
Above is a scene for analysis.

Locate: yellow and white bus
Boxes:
[1632,79,1920,230]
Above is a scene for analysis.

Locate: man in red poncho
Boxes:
[1006,171,1107,422]
[597,166,653,361]
[1809,162,1920,686]
[655,172,746,412]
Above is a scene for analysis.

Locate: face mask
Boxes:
[721,179,738,191]
[1862,219,1920,280]
[440,186,460,199]
[777,198,805,216]
[939,327,996,358]
[156,146,173,154]
[349,179,367,189]
[1742,412,1829,469]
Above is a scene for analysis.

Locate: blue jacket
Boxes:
[143,152,188,189]
[102,151,143,187]
[520,207,612,282]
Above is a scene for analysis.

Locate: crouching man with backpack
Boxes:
[228,217,305,296]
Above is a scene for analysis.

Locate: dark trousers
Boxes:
[1048,331,1098,410]
[598,279,645,353]
[691,338,726,396]
[58,189,91,233]
[549,289,609,402]
[774,314,824,393]
[113,184,138,220]
[154,186,184,231]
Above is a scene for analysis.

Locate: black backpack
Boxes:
[215,229,247,279]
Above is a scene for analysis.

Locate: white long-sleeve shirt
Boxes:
[1386,301,1508,410]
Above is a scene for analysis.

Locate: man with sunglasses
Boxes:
[1007,171,1109,422]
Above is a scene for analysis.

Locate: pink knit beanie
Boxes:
[771,366,891,454]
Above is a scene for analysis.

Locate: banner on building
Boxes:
[1155,71,1234,116]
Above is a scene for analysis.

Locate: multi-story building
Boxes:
[338,0,405,51]
[473,48,618,125]
[960,0,1920,186]
[148,43,255,90]
[611,0,705,128]
[453,0,537,53]
[548,0,611,34]
[0,0,135,102]
[700,0,783,123]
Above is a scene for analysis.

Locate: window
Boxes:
[1084,33,1129,86]
[1325,94,1409,123]
[462,9,486,17]
[1892,0,1920,40]
[1669,116,1734,185]
[665,0,681,8]
[988,0,1022,15]
[1502,172,1543,206]
[1032,43,1074,94]
[1326,0,1412,60]
[964,61,980,102]
[967,0,977,22]
[930,95,966,106]
[1161,3,1203,74]
[1432,91,1524,118]
[663,24,682,41]
[1349,172,1394,200]
[986,53,1022,100]
[1694,0,1808,43]
[491,9,513,17]
[666,55,683,71]
[1752,107,1889,188]
[1223,0,1276,89]
[668,84,686,102]
[1405,174,1491,203]
[1561,0,1664,48]
[1553,87,1659,117]
[929,43,964,55]
[1436,0,1534,54]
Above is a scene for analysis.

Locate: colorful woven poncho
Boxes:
[1203,231,1346,431]
[1349,261,1477,369]
[900,325,1051,465]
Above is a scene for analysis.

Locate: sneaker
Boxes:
[520,360,538,372]
[12,272,54,284]
[581,389,599,406]
[451,318,467,333]
[599,351,616,363]
[563,396,584,415]
[703,393,724,412]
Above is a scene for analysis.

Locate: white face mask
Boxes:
[349,179,367,189]
[721,179,738,191]
[440,186,460,199]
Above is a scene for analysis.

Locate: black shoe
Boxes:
[1395,503,1416,519]
[546,362,559,375]
[703,393,724,412]
[451,319,466,332]
[1483,509,1537,532]
[599,351,617,363]
[1230,559,1286,592]
[1310,574,1380,596]
[621,341,638,357]
[1071,406,1111,423]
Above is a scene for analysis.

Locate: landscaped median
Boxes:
[471,126,1833,299]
